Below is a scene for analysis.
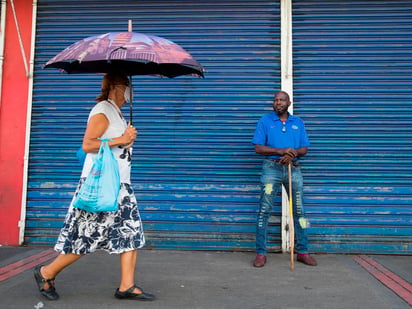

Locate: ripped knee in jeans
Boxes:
[299,217,310,229]
[264,183,273,195]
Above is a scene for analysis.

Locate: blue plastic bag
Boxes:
[73,139,120,212]
[76,146,86,166]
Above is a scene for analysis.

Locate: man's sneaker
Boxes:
[297,253,317,266]
[253,254,267,267]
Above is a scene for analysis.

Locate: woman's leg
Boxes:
[40,253,83,288]
[119,249,141,293]
[115,249,156,300]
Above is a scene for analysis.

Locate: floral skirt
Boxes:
[54,179,145,255]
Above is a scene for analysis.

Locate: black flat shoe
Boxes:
[115,284,156,301]
[33,265,59,300]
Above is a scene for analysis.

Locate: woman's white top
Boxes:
[81,100,132,184]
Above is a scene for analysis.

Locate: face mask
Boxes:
[124,86,131,102]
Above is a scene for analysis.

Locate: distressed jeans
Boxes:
[256,159,309,254]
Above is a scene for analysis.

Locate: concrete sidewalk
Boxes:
[0,246,411,309]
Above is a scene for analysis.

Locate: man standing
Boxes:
[252,91,317,267]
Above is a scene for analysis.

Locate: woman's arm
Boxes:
[82,113,137,153]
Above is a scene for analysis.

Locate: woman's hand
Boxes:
[121,123,137,146]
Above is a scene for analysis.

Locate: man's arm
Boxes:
[255,144,308,165]
[278,146,308,164]
[254,144,286,156]
[255,144,308,157]
[295,146,308,157]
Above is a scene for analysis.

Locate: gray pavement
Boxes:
[0,246,411,309]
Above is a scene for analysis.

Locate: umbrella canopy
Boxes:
[44,31,204,124]
[44,32,204,78]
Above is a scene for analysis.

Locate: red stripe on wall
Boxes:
[352,255,412,306]
[0,0,33,245]
[0,249,58,282]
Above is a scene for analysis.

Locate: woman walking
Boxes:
[34,72,155,301]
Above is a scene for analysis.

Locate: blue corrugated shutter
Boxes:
[26,0,281,250]
[292,0,412,253]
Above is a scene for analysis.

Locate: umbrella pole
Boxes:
[129,75,133,125]
[128,20,133,125]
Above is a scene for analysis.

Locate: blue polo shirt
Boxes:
[252,112,310,160]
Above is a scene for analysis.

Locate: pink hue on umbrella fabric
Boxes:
[45,32,204,78]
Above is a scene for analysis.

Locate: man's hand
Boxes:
[279,147,297,165]
[279,154,293,165]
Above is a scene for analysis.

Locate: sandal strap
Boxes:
[125,285,137,293]
[36,265,55,283]
[125,284,142,294]
[41,277,56,283]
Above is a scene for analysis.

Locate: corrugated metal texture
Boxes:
[25,0,281,250]
[292,0,412,253]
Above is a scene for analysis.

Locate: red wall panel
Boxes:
[0,0,33,245]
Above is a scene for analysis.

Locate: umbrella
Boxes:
[44,30,205,122]
[44,31,204,78]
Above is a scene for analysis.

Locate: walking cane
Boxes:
[288,163,295,271]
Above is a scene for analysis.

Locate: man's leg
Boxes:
[254,160,282,267]
[289,166,317,266]
[255,183,277,255]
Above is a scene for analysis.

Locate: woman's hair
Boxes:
[95,72,130,102]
